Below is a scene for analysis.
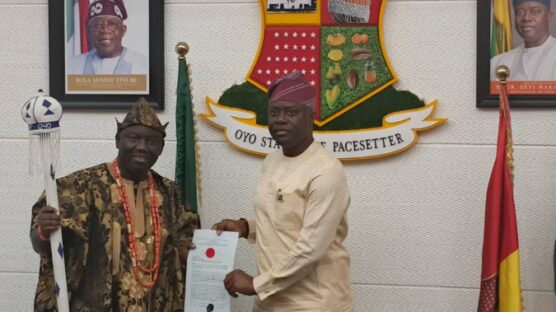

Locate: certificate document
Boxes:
[185,229,239,312]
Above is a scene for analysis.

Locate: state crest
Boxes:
[203,0,445,160]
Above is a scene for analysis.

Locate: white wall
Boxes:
[1,0,555,311]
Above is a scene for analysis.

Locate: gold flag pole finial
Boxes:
[496,65,510,84]
[176,42,189,59]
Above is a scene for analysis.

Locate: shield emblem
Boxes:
[246,0,393,126]
[203,0,444,160]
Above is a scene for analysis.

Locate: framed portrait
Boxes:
[477,0,556,107]
[48,0,164,109]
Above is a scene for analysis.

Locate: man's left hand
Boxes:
[223,269,256,297]
[179,241,196,268]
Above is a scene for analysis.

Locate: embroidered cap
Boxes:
[88,0,128,22]
[513,0,550,8]
[116,97,168,137]
[267,71,316,108]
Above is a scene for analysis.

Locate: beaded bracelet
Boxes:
[36,226,49,241]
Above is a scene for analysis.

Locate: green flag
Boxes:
[490,0,513,58]
[175,56,199,212]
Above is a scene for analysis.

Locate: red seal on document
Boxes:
[205,247,215,258]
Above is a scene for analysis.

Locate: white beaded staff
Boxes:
[21,90,69,312]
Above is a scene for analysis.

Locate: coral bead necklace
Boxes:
[112,159,161,288]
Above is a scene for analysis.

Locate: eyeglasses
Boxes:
[90,20,123,32]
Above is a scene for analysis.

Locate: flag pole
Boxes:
[477,66,523,312]
[175,42,202,213]
[495,65,510,83]
[496,65,514,185]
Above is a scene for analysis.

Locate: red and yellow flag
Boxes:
[490,0,513,57]
[478,81,523,312]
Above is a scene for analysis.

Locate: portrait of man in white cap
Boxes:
[67,0,148,75]
[490,0,556,81]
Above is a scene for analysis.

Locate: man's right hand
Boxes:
[211,219,248,239]
[31,206,64,255]
[35,206,63,237]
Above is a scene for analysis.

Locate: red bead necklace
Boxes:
[112,159,161,288]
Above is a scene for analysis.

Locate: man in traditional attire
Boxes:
[490,0,556,81]
[67,0,148,75]
[30,97,199,311]
[212,72,353,312]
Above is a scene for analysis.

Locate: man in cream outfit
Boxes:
[213,72,353,312]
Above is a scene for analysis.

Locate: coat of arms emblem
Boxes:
[204,0,445,160]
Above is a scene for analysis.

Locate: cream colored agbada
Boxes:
[248,142,352,312]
